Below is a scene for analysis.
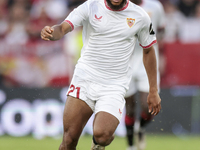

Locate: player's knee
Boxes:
[125,115,135,126]
[93,129,114,146]
[59,131,78,149]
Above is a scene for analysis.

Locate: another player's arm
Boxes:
[41,22,72,41]
[143,46,161,115]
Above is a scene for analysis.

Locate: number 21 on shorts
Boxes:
[67,84,80,99]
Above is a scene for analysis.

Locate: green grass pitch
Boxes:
[0,134,200,150]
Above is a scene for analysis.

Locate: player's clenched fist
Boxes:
[147,92,161,116]
[41,26,54,41]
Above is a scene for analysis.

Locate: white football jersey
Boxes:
[131,0,165,69]
[65,0,156,89]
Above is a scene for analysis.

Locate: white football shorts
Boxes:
[66,73,126,122]
[125,65,160,98]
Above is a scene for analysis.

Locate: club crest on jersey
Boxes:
[127,18,135,28]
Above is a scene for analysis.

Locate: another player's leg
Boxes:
[59,96,93,150]
[125,94,137,150]
[91,111,119,150]
[137,92,153,150]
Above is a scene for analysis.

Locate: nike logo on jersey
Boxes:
[95,14,102,21]
[127,18,135,28]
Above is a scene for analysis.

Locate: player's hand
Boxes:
[41,26,54,41]
[147,91,161,116]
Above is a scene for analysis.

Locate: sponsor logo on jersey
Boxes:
[95,14,102,21]
[127,18,135,28]
[149,23,155,35]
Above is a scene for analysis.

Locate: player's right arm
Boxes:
[41,0,88,41]
[41,22,72,41]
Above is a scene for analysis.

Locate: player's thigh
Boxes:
[63,96,93,137]
[137,74,149,112]
[139,91,149,111]
[125,94,137,116]
[93,86,126,135]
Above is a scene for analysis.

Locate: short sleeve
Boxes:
[64,1,89,31]
[157,1,166,29]
[137,14,157,49]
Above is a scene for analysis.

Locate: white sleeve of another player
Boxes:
[137,14,157,49]
[64,1,89,30]
[157,1,166,28]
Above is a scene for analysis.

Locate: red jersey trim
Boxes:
[140,40,157,49]
[104,0,129,11]
[65,20,74,31]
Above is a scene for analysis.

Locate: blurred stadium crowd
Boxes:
[0,0,200,88]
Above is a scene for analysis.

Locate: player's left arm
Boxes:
[143,46,161,115]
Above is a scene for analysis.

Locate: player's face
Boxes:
[106,0,127,10]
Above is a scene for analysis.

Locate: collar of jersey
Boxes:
[104,0,129,11]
